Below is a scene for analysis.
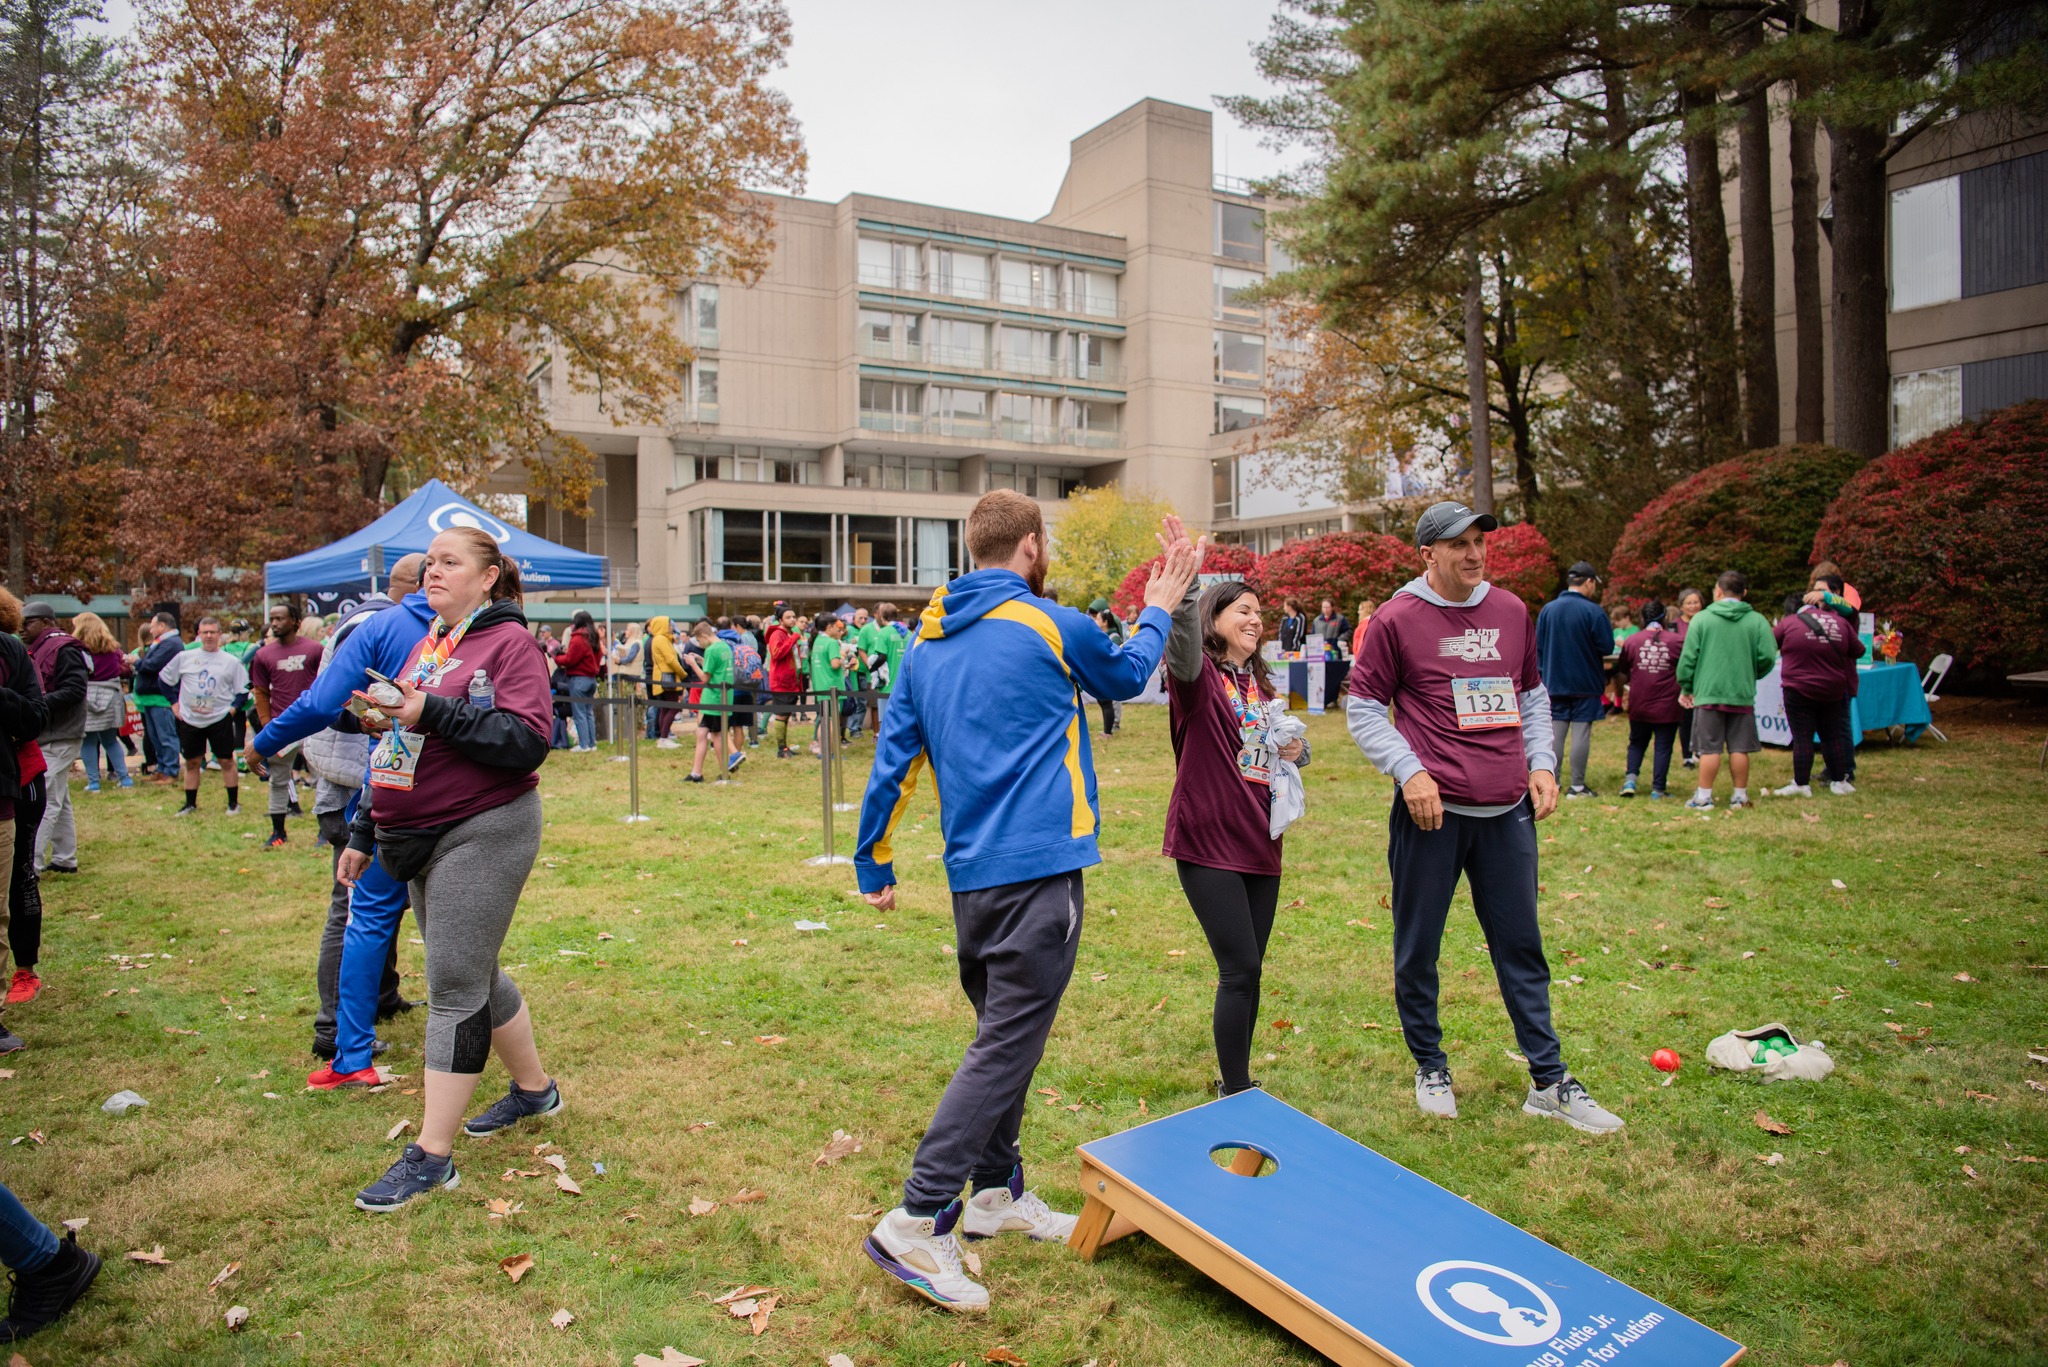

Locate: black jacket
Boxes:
[0,633,48,799]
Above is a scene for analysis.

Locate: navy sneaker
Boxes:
[355,1144,458,1212]
[463,1078,562,1137]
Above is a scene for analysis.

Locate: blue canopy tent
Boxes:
[263,479,607,595]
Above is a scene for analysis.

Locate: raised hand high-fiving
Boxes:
[1143,514,1206,613]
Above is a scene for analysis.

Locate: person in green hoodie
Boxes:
[1674,570,1778,809]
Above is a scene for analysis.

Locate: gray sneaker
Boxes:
[1414,1066,1457,1118]
[463,1078,562,1137]
[1523,1075,1623,1134]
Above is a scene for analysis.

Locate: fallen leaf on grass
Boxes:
[729,1188,767,1204]
[1377,892,1392,909]
[223,1304,249,1331]
[1830,879,1847,890]
[386,1119,411,1142]
[622,1210,642,1222]
[688,1198,719,1217]
[1955,1145,1973,1154]
[1953,972,1977,983]
[207,1262,240,1294]
[1965,1090,1999,1102]
[550,1308,575,1330]
[597,932,615,941]
[1754,1110,1793,1136]
[499,1253,534,1283]
[1963,1165,1980,1180]
[542,1154,568,1172]
[1799,811,1821,823]
[486,1198,524,1219]
[554,1172,582,1196]
[829,1356,856,1367]
[1757,1153,1783,1166]
[25,1131,42,1146]
[126,1245,171,1266]
[1269,1019,1293,1032]
[712,1284,774,1307]
[746,1294,778,1334]
[533,1141,557,1155]
[985,1349,1029,1365]
[1090,973,1108,981]
[633,1350,707,1367]
[813,1129,861,1166]
[501,1168,543,1181]
[1166,949,1186,957]
[685,1120,715,1133]
[2029,1080,2048,1094]
[1702,897,1728,909]
[1285,898,1306,909]
[755,1035,787,1046]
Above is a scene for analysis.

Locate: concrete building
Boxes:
[511,97,1321,616]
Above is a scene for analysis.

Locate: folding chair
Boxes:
[1920,652,1953,742]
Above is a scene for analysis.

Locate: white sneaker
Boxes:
[1415,1066,1457,1118]
[1523,1075,1623,1134]
[863,1202,988,1310]
[1682,793,1714,810]
[963,1173,1078,1243]
[1773,783,1812,798]
[654,738,681,750]
[1829,780,1856,795]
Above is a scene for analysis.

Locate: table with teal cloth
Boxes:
[1849,661,1932,742]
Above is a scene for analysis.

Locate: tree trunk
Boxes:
[1788,98,1826,442]
[1680,8,1740,463]
[1462,250,1494,514]
[1737,83,1780,449]
[1491,262,1540,510]
[1826,116,1890,457]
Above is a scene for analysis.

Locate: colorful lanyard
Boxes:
[1218,668,1264,743]
[408,606,481,689]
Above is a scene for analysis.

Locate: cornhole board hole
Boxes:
[1071,1090,1743,1367]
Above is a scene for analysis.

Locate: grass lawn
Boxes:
[3,698,2044,1367]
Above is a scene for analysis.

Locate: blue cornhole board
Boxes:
[1071,1090,1743,1367]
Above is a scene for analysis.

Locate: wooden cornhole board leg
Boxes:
[1071,1090,1745,1367]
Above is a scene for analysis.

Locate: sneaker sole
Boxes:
[463,1092,565,1138]
[355,1168,460,1212]
[1522,1101,1623,1135]
[861,1236,986,1311]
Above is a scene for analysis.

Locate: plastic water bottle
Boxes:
[468,668,493,710]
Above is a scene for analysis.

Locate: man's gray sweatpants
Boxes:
[409,788,541,1073]
[903,868,1083,1214]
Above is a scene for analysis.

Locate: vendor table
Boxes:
[1281,659,1350,714]
[2010,670,2048,770]
[1755,659,1931,747]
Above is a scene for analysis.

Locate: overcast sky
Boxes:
[99,0,1300,220]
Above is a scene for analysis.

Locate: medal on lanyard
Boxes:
[1221,669,1273,787]
[370,607,480,790]
[410,606,481,689]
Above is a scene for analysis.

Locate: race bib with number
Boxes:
[368,730,422,790]
[1236,741,1274,787]
[1452,676,1521,730]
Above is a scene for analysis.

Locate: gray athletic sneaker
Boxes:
[463,1078,562,1137]
[1523,1075,1623,1134]
[1415,1066,1457,1118]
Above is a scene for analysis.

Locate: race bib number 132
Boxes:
[1452,676,1521,730]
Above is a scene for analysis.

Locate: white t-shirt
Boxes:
[159,646,249,727]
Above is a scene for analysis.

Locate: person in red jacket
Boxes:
[336,526,562,1212]
[555,611,604,752]
[764,604,803,759]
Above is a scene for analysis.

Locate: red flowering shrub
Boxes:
[1483,522,1558,610]
[1813,400,2048,674]
[1608,443,1868,611]
[1258,532,1413,617]
[1111,542,1263,619]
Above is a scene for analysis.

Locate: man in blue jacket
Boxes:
[854,491,1199,1311]
[250,565,433,1089]
[1535,561,1614,798]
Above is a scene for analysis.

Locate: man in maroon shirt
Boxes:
[250,602,326,848]
[1347,501,1622,1134]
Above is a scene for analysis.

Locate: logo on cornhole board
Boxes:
[1415,1260,1560,1346]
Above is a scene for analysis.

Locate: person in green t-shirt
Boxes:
[808,614,853,753]
[685,619,737,784]
[861,602,909,734]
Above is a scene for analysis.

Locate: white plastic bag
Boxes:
[1266,706,1308,837]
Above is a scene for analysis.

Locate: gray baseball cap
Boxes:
[1413,501,1499,548]
[21,601,56,621]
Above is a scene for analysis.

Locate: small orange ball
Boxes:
[1651,1048,1681,1073]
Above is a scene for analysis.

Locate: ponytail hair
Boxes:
[440,526,524,604]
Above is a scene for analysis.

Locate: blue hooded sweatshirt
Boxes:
[1534,588,1613,699]
[253,591,437,754]
[855,569,1170,894]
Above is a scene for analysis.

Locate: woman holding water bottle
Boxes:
[336,525,564,1212]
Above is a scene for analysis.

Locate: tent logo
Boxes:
[1415,1260,1561,1347]
[426,502,512,544]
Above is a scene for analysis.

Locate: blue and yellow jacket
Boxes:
[855,569,1171,894]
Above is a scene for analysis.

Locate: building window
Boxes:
[528,359,552,411]
[859,379,923,433]
[998,325,1058,376]
[1071,332,1117,380]
[777,512,834,583]
[999,257,1062,309]
[1891,177,1961,311]
[931,317,988,369]
[844,453,962,491]
[1891,366,1960,446]
[859,236,921,291]
[690,284,720,349]
[997,392,1057,443]
[1214,330,1266,388]
[688,360,718,421]
[1216,201,1265,264]
[1068,399,1120,437]
[986,461,1083,499]
[672,443,821,487]
[929,386,990,434]
[858,309,923,362]
[1212,456,1237,519]
[1069,269,1118,317]
[913,518,961,583]
[932,248,991,301]
[1214,266,1263,325]
[695,508,767,582]
[1215,393,1266,434]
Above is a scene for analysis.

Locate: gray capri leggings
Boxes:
[409,787,542,1073]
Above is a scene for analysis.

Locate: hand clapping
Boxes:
[1143,514,1206,613]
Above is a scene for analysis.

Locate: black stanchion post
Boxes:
[624,693,648,824]
[806,686,851,866]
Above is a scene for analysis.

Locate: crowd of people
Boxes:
[0,488,1893,1337]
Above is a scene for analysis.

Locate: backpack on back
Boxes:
[731,638,766,690]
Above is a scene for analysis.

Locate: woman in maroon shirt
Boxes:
[1161,520,1307,1097]
[336,526,563,1212]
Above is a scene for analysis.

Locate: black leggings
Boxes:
[10,775,45,971]
[1176,861,1282,1095]
[1782,687,1854,786]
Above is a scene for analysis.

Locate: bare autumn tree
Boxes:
[83,0,803,600]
